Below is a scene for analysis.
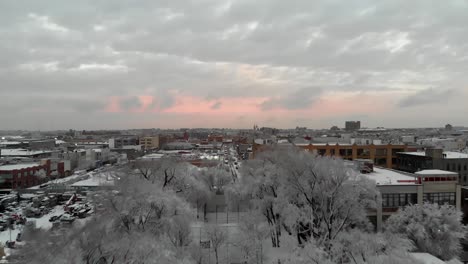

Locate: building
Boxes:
[396,148,468,184]
[28,139,56,150]
[345,121,361,131]
[254,143,408,169]
[140,136,160,150]
[0,162,51,189]
[108,137,139,149]
[0,149,53,159]
[363,167,461,231]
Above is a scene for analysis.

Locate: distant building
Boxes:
[253,142,408,169]
[345,121,361,131]
[109,137,139,149]
[29,139,55,150]
[141,136,160,150]
[0,162,51,189]
[0,149,53,159]
[396,148,468,184]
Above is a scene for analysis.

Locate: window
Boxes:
[424,192,456,205]
[458,164,461,171]
[452,164,456,171]
[382,193,417,208]
[464,165,467,171]
[447,164,450,171]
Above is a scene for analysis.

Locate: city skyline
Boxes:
[1,0,468,130]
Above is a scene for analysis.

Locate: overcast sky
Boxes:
[1,0,467,130]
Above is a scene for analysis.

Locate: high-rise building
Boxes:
[345,121,361,131]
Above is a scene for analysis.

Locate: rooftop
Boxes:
[399,151,468,159]
[361,167,418,186]
[0,163,41,171]
[0,148,52,157]
[415,169,458,175]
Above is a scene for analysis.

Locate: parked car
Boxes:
[49,215,61,222]
[60,214,75,223]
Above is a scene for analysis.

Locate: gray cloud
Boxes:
[119,96,142,110]
[398,88,454,107]
[211,101,222,110]
[0,0,467,129]
[260,87,322,110]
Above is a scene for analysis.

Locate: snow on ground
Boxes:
[28,206,65,230]
[0,205,64,244]
[71,175,114,187]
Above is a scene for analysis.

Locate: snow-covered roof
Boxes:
[0,163,41,171]
[0,141,22,145]
[141,153,165,159]
[415,169,458,176]
[0,148,52,157]
[399,151,468,159]
[301,143,353,146]
[361,167,418,185]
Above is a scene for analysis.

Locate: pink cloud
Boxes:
[103,92,392,128]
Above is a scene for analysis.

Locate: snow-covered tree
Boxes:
[205,224,227,264]
[13,168,197,264]
[386,202,466,261]
[233,210,270,264]
[235,146,378,248]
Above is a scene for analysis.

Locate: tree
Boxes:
[13,167,197,264]
[235,146,378,249]
[233,210,270,264]
[284,230,421,264]
[205,224,227,264]
[386,202,466,261]
[235,148,286,247]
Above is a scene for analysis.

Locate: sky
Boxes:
[0,0,467,130]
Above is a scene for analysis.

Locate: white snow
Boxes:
[0,163,41,171]
[0,149,52,157]
[400,151,468,159]
[0,206,65,244]
[416,170,458,175]
[362,167,418,185]
[71,176,114,187]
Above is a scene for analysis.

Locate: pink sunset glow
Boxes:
[102,91,392,128]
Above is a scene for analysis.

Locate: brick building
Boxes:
[253,143,408,169]
[0,161,51,189]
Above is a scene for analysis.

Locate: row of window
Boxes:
[446,163,468,172]
[424,192,455,205]
[382,192,456,207]
[382,193,417,208]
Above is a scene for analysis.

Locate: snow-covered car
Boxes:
[49,215,61,222]
[60,214,75,223]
